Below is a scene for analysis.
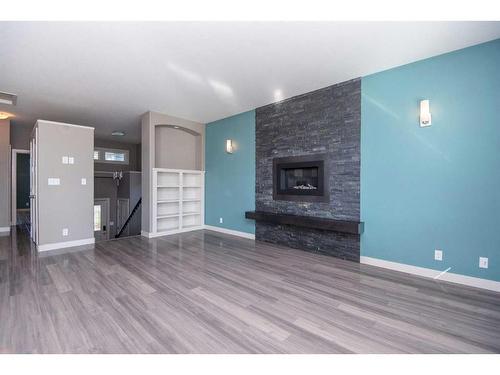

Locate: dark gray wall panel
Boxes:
[255,78,361,261]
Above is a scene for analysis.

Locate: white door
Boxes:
[94,198,110,241]
[117,198,130,237]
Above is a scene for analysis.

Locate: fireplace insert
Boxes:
[273,154,329,202]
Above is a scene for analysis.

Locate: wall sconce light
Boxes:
[226,139,233,154]
[420,99,432,127]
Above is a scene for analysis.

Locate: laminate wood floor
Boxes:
[1,226,499,353]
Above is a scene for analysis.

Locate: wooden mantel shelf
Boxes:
[245,211,364,235]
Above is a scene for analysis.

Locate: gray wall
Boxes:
[141,113,152,233]
[141,111,205,234]
[10,122,33,150]
[10,127,142,172]
[118,171,141,235]
[36,121,94,245]
[255,78,361,261]
[0,120,11,229]
[155,126,202,170]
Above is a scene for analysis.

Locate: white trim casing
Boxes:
[141,227,206,238]
[141,226,255,240]
[11,148,30,225]
[141,230,153,238]
[0,227,10,233]
[37,238,95,252]
[204,225,255,240]
[94,198,111,240]
[154,167,205,173]
[360,256,500,293]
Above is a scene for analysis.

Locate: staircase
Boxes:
[115,198,142,238]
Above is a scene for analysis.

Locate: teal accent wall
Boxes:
[205,110,255,234]
[361,39,500,281]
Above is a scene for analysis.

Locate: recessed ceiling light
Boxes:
[0,91,17,106]
[111,131,125,136]
[274,89,284,102]
[0,112,12,120]
[173,126,180,129]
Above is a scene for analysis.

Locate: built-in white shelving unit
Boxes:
[152,168,204,236]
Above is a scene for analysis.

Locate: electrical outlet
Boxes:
[434,249,443,261]
[62,156,69,164]
[62,228,69,236]
[479,257,488,269]
[68,157,75,164]
[48,178,60,185]
[219,217,223,224]
[81,178,87,185]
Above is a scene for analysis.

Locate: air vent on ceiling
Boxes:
[0,91,17,106]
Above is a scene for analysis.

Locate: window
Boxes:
[94,147,129,164]
[94,205,101,231]
[105,151,125,162]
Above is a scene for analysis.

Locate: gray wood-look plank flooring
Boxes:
[1,226,499,353]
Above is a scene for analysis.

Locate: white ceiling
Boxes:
[1,21,499,143]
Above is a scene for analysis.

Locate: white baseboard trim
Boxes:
[360,256,500,293]
[37,238,95,252]
[141,226,205,239]
[141,226,255,240]
[204,225,255,240]
[0,227,10,233]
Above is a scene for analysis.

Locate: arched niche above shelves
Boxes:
[154,124,202,170]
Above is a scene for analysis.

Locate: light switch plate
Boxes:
[219,217,223,223]
[62,156,69,164]
[68,157,75,164]
[62,228,69,236]
[48,178,60,186]
[479,257,488,269]
[434,249,443,261]
[81,178,87,185]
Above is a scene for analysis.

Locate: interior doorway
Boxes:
[94,198,110,242]
[11,149,30,227]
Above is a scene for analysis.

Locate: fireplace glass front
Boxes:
[273,154,329,202]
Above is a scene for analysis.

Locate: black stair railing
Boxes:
[115,198,142,238]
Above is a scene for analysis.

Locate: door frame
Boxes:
[30,129,38,244]
[11,148,30,226]
[94,198,110,241]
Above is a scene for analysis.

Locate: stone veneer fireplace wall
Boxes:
[255,78,361,261]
